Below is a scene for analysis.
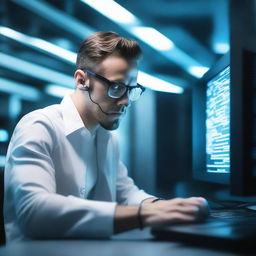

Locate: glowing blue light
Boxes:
[9,95,22,119]
[131,27,174,51]
[45,84,74,98]
[80,0,138,25]
[0,26,76,64]
[0,53,74,88]
[138,71,184,94]
[213,43,230,54]
[188,66,209,78]
[0,77,40,101]
[81,0,207,76]
[0,130,9,142]
[12,0,94,39]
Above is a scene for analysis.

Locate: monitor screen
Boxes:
[206,66,230,175]
[193,50,256,196]
[192,53,230,185]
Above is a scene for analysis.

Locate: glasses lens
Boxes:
[108,83,127,98]
[129,87,142,101]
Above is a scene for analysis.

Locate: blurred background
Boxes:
[0,0,229,197]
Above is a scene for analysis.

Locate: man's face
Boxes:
[87,55,138,130]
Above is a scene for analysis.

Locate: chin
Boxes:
[100,120,120,130]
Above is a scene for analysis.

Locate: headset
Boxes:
[79,79,89,91]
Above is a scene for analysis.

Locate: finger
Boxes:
[188,197,208,206]
[188,197,209,213]
[162,198,209,215]
[181,197,209,210]
[171,204,200,215]
[166,211,198,224]
[176,198,209,217]
[170,208,209,225]
[168,197,206,207]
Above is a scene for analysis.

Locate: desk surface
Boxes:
[0,228,250,256]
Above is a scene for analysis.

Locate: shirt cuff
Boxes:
[66,196,117,238]
[127,191,156,205]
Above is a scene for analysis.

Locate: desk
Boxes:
[0,228,247,256]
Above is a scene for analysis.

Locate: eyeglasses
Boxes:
[84,69,145,101]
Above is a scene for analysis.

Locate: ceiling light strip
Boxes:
[11,0,94,39]
[0,26,76,64]
[0,77,41,101]
[0,52,74,88]
[81,0,209,78]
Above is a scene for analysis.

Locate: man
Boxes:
[4,31,208,243]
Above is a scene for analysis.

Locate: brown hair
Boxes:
[76,31,142,70]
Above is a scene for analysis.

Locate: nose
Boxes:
[117,91,130,107]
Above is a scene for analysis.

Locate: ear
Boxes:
[74,69,89,90]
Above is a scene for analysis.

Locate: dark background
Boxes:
[0,0,230,199]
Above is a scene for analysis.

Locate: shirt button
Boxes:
[79,187,85,196]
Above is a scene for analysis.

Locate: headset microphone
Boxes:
[79,84,89,91]
[79,81,111,115]
[87,90,110,115]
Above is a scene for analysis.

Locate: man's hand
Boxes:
[140,197,209,228]
[114,197,209,234]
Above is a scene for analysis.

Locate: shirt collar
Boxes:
[61,93,88,136]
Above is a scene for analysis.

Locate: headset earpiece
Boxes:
[78,77,89,91]
[78,84,89,91]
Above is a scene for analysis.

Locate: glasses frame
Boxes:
[83,69,145,101]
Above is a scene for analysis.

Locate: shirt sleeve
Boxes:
[4,112,116,240]
[116,161,155,205]
[112,129,154,205]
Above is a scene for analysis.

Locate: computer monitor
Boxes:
[192,52,256,197]
[193,53,230,184]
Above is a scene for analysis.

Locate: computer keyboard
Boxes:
[210,209,256,220]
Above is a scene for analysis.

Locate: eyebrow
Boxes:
[112,76,136,84]
[107,77,126,83]
[88,70,137,86]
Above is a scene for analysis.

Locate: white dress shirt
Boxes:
[4,94,153,243]
[83,131,97,198]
